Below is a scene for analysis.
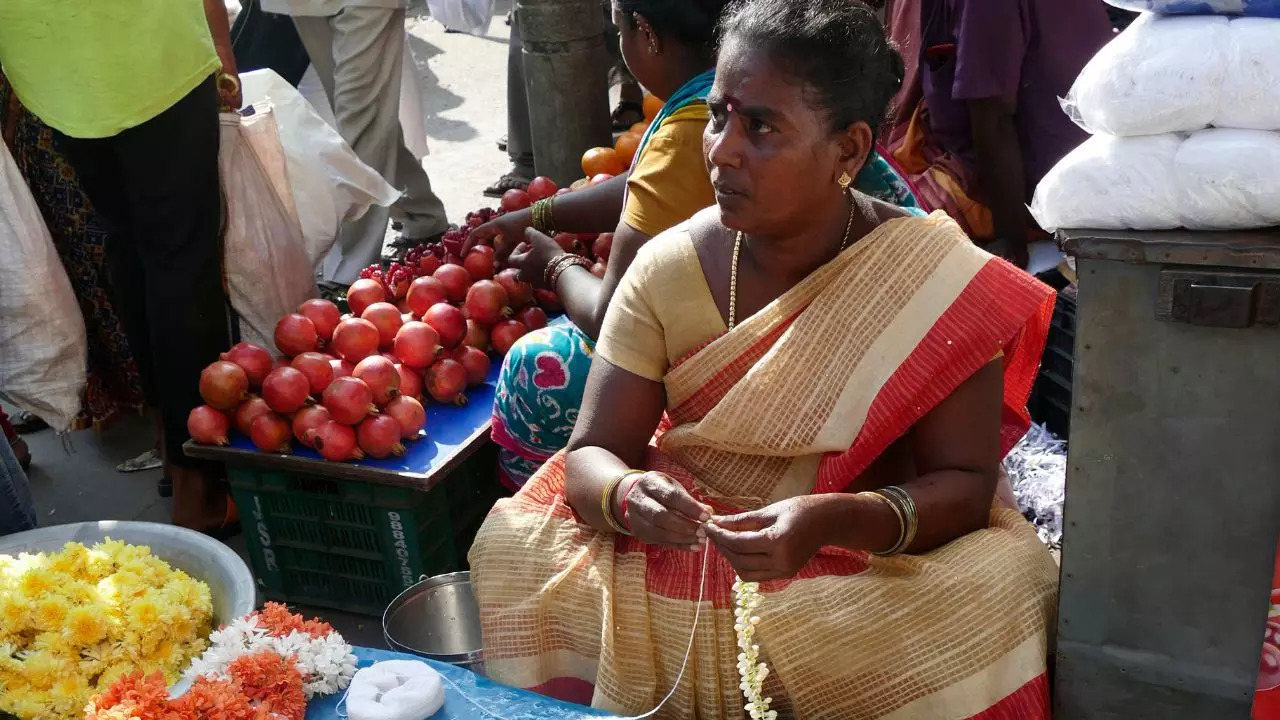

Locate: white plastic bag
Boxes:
[1064,15,1280,136]
[240,70,400,268]
[427,0,494,36]
[1105,0,1280,17]
[1030,129,1280,232]
[0,143,86,432]
[1063,14,1230,137]
[220,108,315,350]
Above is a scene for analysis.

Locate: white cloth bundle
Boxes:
[1029,129,1280,232]
[1063,14,1280,136]
[1105,0,1280,17]
[345,660,444,720]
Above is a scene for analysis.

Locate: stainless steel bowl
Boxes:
[383,571,484,672]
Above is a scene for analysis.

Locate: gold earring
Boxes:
[837,171,852,189]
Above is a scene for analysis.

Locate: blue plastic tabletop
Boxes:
[305,647,612,720]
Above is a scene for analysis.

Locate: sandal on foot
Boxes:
[117,448,162,473]
[11,411,47,434]
[497,135,508,152]
[157,477,172,498]
[483,171,531,198]
[611,100,645,131]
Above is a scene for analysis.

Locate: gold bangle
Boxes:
[881,485,918,553]
[600,471,632,535]
[861,491,905,556]
[531,198,557,235]
[548,255,591,290]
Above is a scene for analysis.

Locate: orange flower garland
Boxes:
[85,652,305,720]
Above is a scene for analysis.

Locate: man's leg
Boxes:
[0,431,36,536]
[110,77,230,530]
[488,6,535,196]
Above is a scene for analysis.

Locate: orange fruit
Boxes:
[614,132,641,166]
[630,121,650,134]
[581,147,625,177]
[642,94,663,121]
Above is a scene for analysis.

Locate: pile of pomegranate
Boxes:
[187,196,605,464]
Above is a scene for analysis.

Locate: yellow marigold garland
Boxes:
[0,540,213,720]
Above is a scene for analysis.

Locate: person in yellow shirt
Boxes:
[0,0,242,536]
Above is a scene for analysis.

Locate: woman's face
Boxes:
[612,3,658,97]
[704,37,871,236]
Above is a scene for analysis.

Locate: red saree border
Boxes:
[969,673,1051,720]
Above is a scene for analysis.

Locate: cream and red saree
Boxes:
[469,212,1059,719]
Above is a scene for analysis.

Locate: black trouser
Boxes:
[56,77,230,468]
[232,0,311,87]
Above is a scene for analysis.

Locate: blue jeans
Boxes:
[0,438,36,535]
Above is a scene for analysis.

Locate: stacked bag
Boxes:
[1029,2,1280,231]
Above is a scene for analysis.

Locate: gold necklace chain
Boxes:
[728,189,856,330]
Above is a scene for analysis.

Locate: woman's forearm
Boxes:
[203,0,235,55]
[813,469,994,554]
[556,222,653,341]
[529,173,630,234]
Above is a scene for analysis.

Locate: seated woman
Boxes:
[468,0,1057,717]
[467,0,922,489]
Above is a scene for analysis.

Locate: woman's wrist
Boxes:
[807,492,903,553]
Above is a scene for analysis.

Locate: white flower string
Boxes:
[185,614,358,698]
[418,544,713,720]
[733,578,777,720]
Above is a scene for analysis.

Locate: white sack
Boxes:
[240,69,400,268]
[220,108,314,350]
[1030,129,1280,232]
[427,0,495,36]
[0,143,86,432]
[1065,15,1280,137]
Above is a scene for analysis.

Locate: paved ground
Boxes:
[19,0,529,649]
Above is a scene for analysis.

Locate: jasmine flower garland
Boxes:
[733,578,777,720]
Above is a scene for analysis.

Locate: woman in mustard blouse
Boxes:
[468,0,922,488]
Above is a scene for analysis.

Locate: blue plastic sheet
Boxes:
[306,647,613,720]
[1107,0,1280,16]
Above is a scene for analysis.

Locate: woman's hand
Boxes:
[705,497,827,581]
[616,471,713,551]
[508,229,566,288]
[465,210,533,262]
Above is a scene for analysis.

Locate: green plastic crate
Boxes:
[228,445,505,615]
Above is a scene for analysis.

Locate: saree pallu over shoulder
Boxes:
[469,213,1058,719]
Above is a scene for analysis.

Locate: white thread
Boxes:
[433,545,712,720]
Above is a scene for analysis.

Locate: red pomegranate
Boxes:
[274,313,320,358]
[361,302,404,349]
[322,376,378,425]
[249,413,292,454]
[307,421,364,462]
[455,346,491,387]
[384,395,426,440]
[592,232,615,262]
[494,268,534,308]
[463,319,490,351]
[234,396,274,436]
[346,278,387,317]
[261,366,312,414]
[590,262,606,278]
[590,173,613,186]
[425,358,469,406]
[292,405,331,448]
[273,355,292,371]
[357,415,406,459]
[527,176,558,201]
[395,364,423,400]
[298,299,342,343]
[331,318,380,362]
[393,321,441,369]
[406,276,449,317]
[353,356,401,405]
[423,303,467,349]
[464,280,510,326]
[515,306,548,331]
[553,232,583,254]
[462,247,496,280]
[199,361,249,411]
[433,264,472,304]
[187,405,230,446]
[220,342,274,389]
[501,188,532,211]
[491,319,530,356]
[330,358,355,379]
[291,352,334,396]
[418,253,442,276]
[534,288,563,312]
